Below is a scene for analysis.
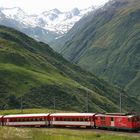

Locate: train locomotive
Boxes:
[0,113,139,132]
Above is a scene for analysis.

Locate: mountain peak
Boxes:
[0,7,24,12]
[0,7,26,19]
[42,8,61,16]
[51,8,61,14]
[71,8,80,16]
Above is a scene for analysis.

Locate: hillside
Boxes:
[0,26,140,112]
[54,0,140,99]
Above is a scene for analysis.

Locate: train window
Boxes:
[68,118,71,121]
[101,117,105,120]
[95,117,98,120]
[132,118,135,122]
[60,117,63,121]
[10,119,12,122]
[80,118,84,121]
[111,117,114,121]
[64,118,66,121]
[133,117,137,122]
[55,117,58,121]
[72,118,75,121]
[76,118,79,121]
[85,118,88,121]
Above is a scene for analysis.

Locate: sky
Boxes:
[0,0,109,14]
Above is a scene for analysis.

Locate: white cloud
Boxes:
[0,0,109,14]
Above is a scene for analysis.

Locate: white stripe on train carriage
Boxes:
[5,121,48,126]
[4,114,49,118]
[50,113,95,117]
[50,121,94,126]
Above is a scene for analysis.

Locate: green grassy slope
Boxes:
[0,127,139,140]
[55,0,140,99]
[0,25,139,113]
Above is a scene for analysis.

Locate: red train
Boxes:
[49,113,95,128]
[95,113,140,131]
[0,113,140,132]
[2,114,49,127]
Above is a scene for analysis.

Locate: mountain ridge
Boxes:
[53,0,140,99]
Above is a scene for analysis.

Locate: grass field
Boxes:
[0,127,139,140]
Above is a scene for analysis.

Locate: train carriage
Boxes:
[95,113,140,132]
[49,113,96,128]
[3,114,49,127]
[0,115,3,126]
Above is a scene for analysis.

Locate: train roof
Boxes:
[0,115,3,118]
[50,113,96,117]
[4,113,49,118]
[95,114,136,118]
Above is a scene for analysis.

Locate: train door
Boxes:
[91,116,94,127]
[132,116,139,128]
[110,117,115,127]
[100,116,106,127]
[44,117,48,126]
[51,117,55,126]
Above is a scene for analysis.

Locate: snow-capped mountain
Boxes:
[0,7,95,34]
[0,6,95,44]
[38,7,95,34]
